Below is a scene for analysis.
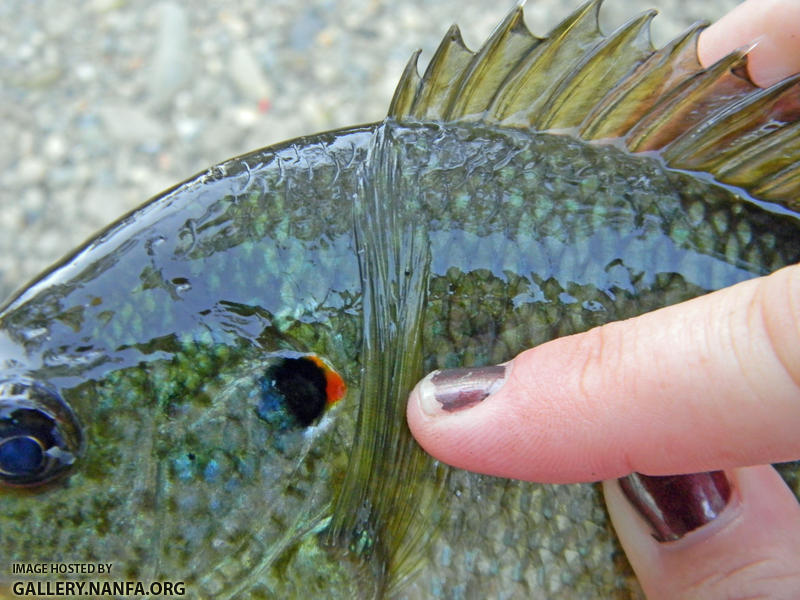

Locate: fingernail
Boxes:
[619,471,732,542]
[416,365,507,416]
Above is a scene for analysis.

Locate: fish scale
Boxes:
[1,2,800,598]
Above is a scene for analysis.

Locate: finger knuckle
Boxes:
[576,321,625,403]
[758,266,800,393]
[683,555,800,600]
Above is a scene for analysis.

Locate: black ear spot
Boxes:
[270,358,327,426]
[256,356,341,430]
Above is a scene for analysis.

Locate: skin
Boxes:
[407,0,800,597]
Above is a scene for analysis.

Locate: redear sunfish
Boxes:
[1,1,799,597]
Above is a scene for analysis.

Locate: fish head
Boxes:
[0,133,369,595]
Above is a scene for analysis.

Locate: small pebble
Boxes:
[228,44,272,102]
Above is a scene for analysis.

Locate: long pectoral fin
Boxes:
[327,124,446,594]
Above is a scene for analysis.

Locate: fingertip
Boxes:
[405,371,475,470]
[698,0,800,87]
[406,365,512,475]
[406,375,433,444]
[412,365,509,418]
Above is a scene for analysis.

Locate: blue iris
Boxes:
[0,436,44,476]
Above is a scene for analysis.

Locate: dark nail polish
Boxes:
[619,471,732,542]
[428,365,506,412]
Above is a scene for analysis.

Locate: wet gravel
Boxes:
[1,0,740,300]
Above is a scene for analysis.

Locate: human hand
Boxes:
[407,1,800,598]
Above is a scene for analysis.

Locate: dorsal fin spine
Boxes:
[624,50,750,152]
[662,74,800,168]
[754,158,800,203]
[490,0,603,125]
[444,7,540,121]
[410,25,474,120]
[535,10,656,131]
[388,50,422,118]
[718,120,800,184]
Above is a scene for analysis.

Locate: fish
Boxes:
[1,0,799,598]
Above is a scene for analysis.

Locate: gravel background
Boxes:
[1,0,741,300]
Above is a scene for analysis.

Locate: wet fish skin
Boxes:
[1,116,798,598]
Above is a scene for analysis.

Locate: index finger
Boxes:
[407,265,800,482]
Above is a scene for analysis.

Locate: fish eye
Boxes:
[0,379,83,486]
[256,355,346,430]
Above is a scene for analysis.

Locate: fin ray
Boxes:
[445,7,541,121]
[536,10,656,131]
[410,25,474,121]
[329,124,447,592]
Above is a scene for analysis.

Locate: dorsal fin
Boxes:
[388,1,800,210]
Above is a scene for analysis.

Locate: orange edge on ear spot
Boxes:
[308,355,347,405]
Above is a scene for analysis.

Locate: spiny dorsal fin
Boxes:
[388,0,800,210]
